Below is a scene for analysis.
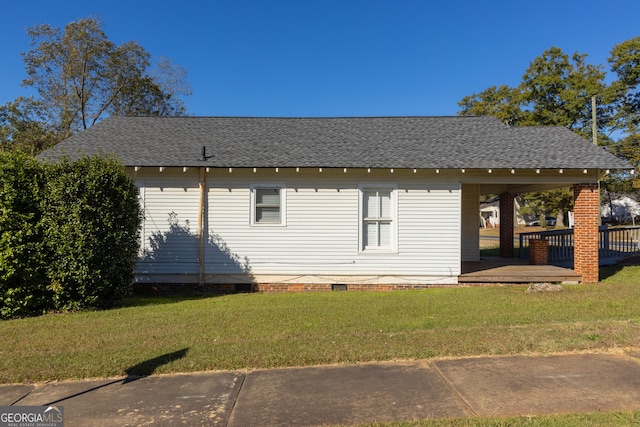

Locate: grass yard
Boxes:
[1,266,640,385]
[479,225,552,238]
[351,410,640,426]
[2,266,639,426]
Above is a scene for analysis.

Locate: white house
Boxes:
[41,116,631,289]
[601,196,640,224]
[479,196,527,228]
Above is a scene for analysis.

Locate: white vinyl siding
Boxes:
[461,184,480,261]
[135,168,462,284]
[205,171,458,279]
[135,169,201,275]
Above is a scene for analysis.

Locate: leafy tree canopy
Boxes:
[0,97,58,155]
[2,17,191,154]
[459,46,609,137]
[458,41,640,221]
[609,36,640,133]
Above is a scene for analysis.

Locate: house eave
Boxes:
[127,166,629,175]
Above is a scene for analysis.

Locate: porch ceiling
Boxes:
[470,167,607,195]
[480,182,582,194]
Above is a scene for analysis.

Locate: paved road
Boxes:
[2,351,640,426]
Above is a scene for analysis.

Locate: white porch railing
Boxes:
[519,226,640,265]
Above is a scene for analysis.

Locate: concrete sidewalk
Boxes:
[2,352,640,426]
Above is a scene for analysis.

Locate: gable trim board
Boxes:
[39,116,633,289]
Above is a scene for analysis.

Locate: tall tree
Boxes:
[459,47,609,136]
[519,47,609,134]
[607,37,640,193]
[609,36,640,132]
[458,47,610,226]
[0,97,58,155]
[20,17,190,143]
[458,85,525,126]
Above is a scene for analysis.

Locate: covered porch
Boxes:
[460,171,603,284]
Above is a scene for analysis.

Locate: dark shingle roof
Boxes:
[39,116,631,170]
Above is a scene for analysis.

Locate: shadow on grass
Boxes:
[599,264,626,281]
[120,295,217,308]
[124,348,189,381]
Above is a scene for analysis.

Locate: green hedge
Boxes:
[0,152,48,317]
[0,152,141,318]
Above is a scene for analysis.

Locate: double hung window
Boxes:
[360,186,397,251]
[251,185,286,225]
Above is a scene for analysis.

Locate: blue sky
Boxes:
[1,0,639,117]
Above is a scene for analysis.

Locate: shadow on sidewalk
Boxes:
[44,348,189,405]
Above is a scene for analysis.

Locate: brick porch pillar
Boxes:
[573,183,600,283]
[499,193,514,258]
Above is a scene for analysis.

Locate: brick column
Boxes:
[499,193,514,258]
[530,239,548,265]
[573,183,599,283]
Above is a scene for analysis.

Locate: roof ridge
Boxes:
[108,115,489,120]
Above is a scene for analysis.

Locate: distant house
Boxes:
[480,199,500,228]
[40,116,631,288]
[601,196,640,224]
[480,196,526,228]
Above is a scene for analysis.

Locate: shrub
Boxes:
[42,156,142,310]
[0,153,141,318]
[0,151,48,318]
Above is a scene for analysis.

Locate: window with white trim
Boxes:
[251,185,286,225]
[360,186,397,251]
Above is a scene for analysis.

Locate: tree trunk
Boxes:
[555,209,564,228]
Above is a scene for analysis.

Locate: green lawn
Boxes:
[2,266,639,426]
[350,410,640,426]
[2,265,639,385]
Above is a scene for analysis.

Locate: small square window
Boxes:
[251,185,286,225]
[256,188,281,223]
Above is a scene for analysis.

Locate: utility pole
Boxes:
[592,95,602,226]
[592,95,597,146]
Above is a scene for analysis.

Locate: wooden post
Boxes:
[198,167,206,289]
